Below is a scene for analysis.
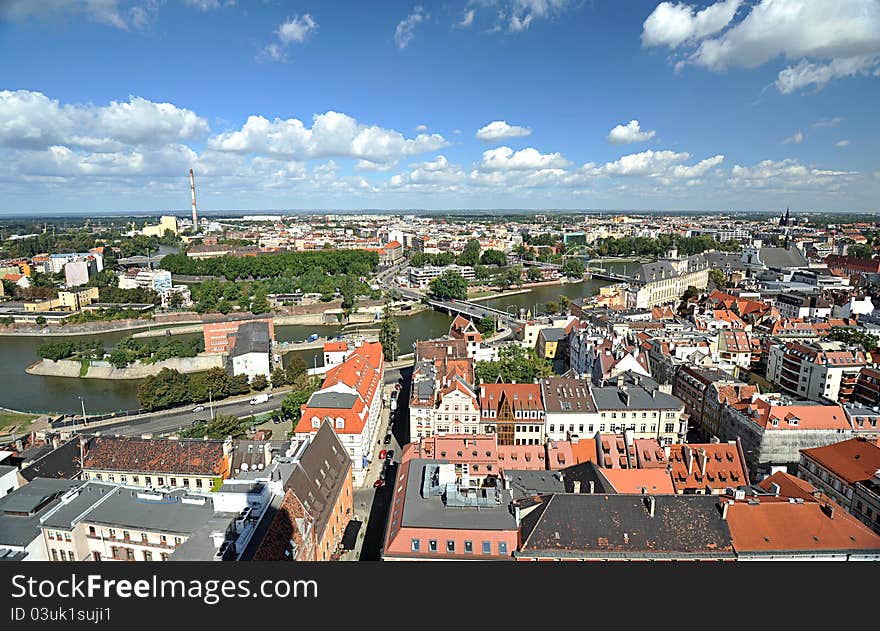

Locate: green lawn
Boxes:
[0,410,39,435]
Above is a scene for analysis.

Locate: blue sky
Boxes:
[1,0,878,213]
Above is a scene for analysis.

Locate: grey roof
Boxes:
[0,478,82,549]
[758,246,808,269]
[0,465,15,479]
[398,459,518,531]
[231,320,270,357]
[168,512,241,561]
[44,483,221,535]
[307,391,359,410]
[517,493,735,559]
[591,385,682,411]
[705,251,747,271]
[540,327,566,342]
[505,469,566,499]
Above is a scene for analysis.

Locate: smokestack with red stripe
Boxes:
[189,168,198,229]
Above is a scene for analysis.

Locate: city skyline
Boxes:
[1,0,879,213]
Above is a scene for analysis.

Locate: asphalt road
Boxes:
[94,365,405,437]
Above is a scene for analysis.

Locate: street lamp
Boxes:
[208,390,214,421]
[78,396,87,426]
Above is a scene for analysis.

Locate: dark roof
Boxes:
[283,420,351,543]
[82,436,226,476]
[19,439,81,482]
[231,320,271,357]
[517,493,735,559]
[505,469,566,499]
[591,385,682,411]
[0,478,82,550]
[560,461,616,494]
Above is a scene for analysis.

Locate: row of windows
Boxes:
[411,539,508,555]
[481,410,544,419]
[90,526,181,547]
[86,473,205,488]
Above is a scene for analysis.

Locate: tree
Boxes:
[480,249,507,266]
[188,413,248,439]
[270,367,288,388]
[379,302,400,361]
[545,301,559,315]
[526,266,543,282]
[681,286,700,302]
[457,238,482,267]
[35,316,46,327]
[708,268,728,289]
[561,257,585,278]
[827,326,879,350]
[475,344,553,384]
[558,295,571,313]
[847,243,874,259]
[250,374,268,391]
[429,270,468,301]
[476,316,496,337]
[285,356,308,385]
[38,340,76,361]
[250,290,270,315]
[281,390,313,425]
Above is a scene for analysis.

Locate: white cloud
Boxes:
[781,131,804,144]
[776,54,878,93]
[395,6,426,49]
[646,0,880,94]
[0,90,209,150]
[594,149,690,177]
[641,0,742,49]
[475,120,532,141]
[508,0,571,32]
[479,146,570,171]
[667,154,725,178]
[415,124,428,132]
[606,120,656,145]
[260,14,318,62]
[836,139,851,147]
[729,158,859,189]
[458,8,475,28]
[183,0,236,10]
[209,110,449,163]
[278,14,318,44]
[811,116,843,128]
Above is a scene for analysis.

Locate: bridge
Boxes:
[427,298,524,333]
[586,267,633,283]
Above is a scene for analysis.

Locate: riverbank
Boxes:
[469,277,581,302]
[26,354,224,380]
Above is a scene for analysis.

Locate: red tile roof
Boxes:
[800,438,880,485]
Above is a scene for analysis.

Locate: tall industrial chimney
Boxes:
[189,168,198,230]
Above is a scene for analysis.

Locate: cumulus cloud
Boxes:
[395,6,426,49]
[260,14,318,62]
[781,131,804,144]
[667,154,725,178]
[641,0,741,48]
[475,120,532,141]
[415,124,428,132]
[458,8,475,28]
[479,146,570,170]
[0,90,210,151]
[606,120,656,145]
[729,158,859,189]
[209,110,449,163]
[644,0,880,94]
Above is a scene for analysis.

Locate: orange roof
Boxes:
[384,240,402,249]
[667,443,748,492]
[323,341,348,352]
[800,438,880,485]
[756,471,820,502]
[479,383,542,413]
[727,500,880,553]
[598,468,675,494]
[569,438,599,465]
[497,444,546,470]
[744,399,850,431]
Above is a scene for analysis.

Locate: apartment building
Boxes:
[539,377,599,442]
[625,252,709,309]
[409,339,478,440]
[478,383,545,446]
[591,383,686,445]
[766,340,868,403]
[202,318,275,355]
[799,437,880,535]
[80,435,232,492]
[294,341,384,487]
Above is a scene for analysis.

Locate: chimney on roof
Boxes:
[769,482,780,497]
[51,434,60,450]
[720,499,731,520]
[589,480,595,494]
[573,480,581,494]
[683,445,693,475]
[821,503,835,519]
[644,495,656,517]
[264,443,273,468]
[663,444,671,460]
[698,448,708,477]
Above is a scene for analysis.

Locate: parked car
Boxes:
[385,450,394,461]
[373,478,385,488]
[192,405,205,413]
[379,449,387,460]
[383,434,392,445]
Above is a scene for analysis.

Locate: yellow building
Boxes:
[24,287,99,312]
[141,215,179,237]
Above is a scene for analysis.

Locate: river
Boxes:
[0,278,613,414]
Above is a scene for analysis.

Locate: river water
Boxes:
[0,276,615,414]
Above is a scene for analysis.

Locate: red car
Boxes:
[373,478,385,488]
[379,449,387,460]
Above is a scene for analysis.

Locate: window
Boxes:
[170,478,177,487]
[482,541,491,555]
[464,541,473,554]
[446,540,455,553]
[132,476,139,485]
[120,475,127,483]
[411,539,420,552]
[145,477,151,486]
[109,529,116,538]
[174,537,182,546]
[143,550,153,561]
[498,541,508,555]
[141,533,148,543]
[108,474,115,482]
[126,548,135,561]
[93,552,101,561]
[195,479,203,488]
[428,540,437,553]
[665,423,675,433]
[182,479,189,487]
[157,477,164,486]
[312,417,320,429]
[51,549,58,561]
[123,530,130,540]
